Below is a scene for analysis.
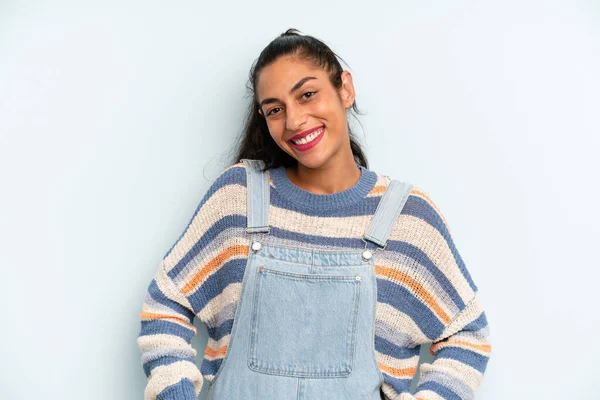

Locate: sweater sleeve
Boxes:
[400,189,492,400]
[411,292,491,400]
[136,162,246,400]
[137,261,203,400]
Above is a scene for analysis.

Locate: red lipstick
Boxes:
[288,125,325,152]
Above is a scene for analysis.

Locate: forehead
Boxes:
[256,56,326,100]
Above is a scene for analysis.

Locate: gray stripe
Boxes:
[418,370,474,400]
[375,319,419,348]
[205,301,237,329]
[141,348,197,365]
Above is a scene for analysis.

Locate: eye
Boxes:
[302,91,317,99]
[266,107,282,117]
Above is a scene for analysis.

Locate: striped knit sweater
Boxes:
[137,161,492,400]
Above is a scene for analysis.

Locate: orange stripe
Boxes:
[376,265,451,324]
[378,362,417,378]
[430,340,492,355]
[139,311,197,333]
[182,245,249,295]
[205,344,227,358]
[369,185,387,196]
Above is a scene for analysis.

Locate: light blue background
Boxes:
[1,1,598,399]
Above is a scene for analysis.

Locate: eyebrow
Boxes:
[259,76,317,108]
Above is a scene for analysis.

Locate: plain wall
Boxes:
[1,1,598,398]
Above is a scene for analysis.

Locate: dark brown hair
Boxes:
[229,28,368,171]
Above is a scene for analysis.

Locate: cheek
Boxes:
[313,99,332,115]
[314,97,344,122]
[267,123,286,144]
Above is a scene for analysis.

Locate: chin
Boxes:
[295,154,333,170]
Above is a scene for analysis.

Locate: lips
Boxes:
[288,126,325,152]
[288,125,325,143]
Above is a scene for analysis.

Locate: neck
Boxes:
[285,155,361,195]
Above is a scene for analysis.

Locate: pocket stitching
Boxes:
[248,265,361,378]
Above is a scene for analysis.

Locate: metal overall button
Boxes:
[362,250,372,261]
[251,241,262,252]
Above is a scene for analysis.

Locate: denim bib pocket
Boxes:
[247,264,361,378]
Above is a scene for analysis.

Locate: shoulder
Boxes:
[183,162,248,224]
[403,184,454,238]
[370,172,449,231]
[380,178,480,305]
[204,161,248,194]
[374,171,460,256]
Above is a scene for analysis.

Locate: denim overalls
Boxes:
[206,159,413,400]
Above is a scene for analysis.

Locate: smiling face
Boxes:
[256,55,356,169]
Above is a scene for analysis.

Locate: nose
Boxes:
[285,103,307,132]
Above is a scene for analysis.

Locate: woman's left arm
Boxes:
[400,189,493,400]
[410,292,491,400]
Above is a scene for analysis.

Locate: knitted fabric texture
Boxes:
[137,162,492,400]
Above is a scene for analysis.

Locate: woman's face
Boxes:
[256,56,355,169]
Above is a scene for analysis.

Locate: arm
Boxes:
[399,188,492,400]
[408,293,492,400]
[137,162,245,400]
[137,261,202,400]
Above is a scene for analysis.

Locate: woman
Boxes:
[137,29,492,400]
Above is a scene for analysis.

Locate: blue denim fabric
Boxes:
[206,159,412,400]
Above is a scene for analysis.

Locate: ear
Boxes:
[339,70,355,109]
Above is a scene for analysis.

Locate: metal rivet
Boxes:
[251,241,262,252]
[362,250,372,260]
[355,275,361,281]
[257,265,264,273]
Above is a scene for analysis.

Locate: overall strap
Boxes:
[241,159,271,234]
[363,179,413,249]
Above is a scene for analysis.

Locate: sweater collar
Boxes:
[268,164,377,210]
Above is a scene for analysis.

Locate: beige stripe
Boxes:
[376,259,457,321]
[153,262,194,316]
[205,335,231,360]
[378,252,460,317]
[176,234,248,291]
[145,360,202,400]
[138,334,196,354]
[376,303,429,344]
[380,382,399,400]
[389,214,475,304]
[372,173,392,189]
[270,205,373,239]
[438,292,484,341]
[419,358,483,390]
[409,389,445,400]
[141,300,190,321]
[142,293,177,315]
[381,383,443,400]
[450,332,489,346]
[204,374,216,385]
[163,183,246,272]
[198,282,242,322]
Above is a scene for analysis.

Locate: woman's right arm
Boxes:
[137,162,247,400]
[138,261,203,400]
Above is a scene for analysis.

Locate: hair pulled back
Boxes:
[230,28,368,171]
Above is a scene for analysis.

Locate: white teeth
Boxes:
[292,128,323,145]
